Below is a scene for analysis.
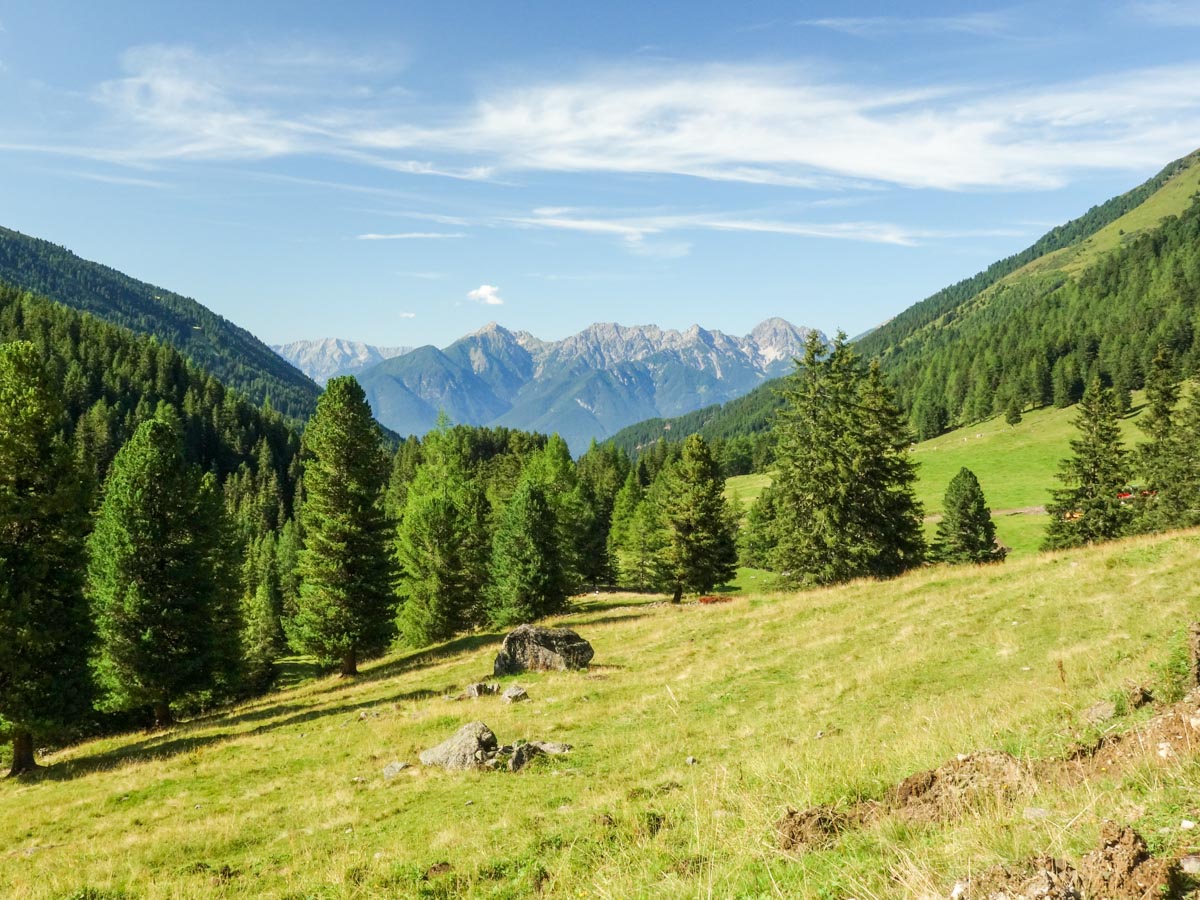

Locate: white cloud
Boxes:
[398,311,417,318]
[467,284,504,305]
[12,43,1200,194]
[356,232,465,240]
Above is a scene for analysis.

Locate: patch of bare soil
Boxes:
[952,823,1183,900]
[890,751,1035,824]
[773,805,849,852]
[1071,695,1200,777]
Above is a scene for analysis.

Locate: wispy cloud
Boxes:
[398,311,417,318]
[794,12,1014,37]
[9,43,1200,194]
[467,284,503,305]
[1129,1,1200,25]
[47,169,172,189]
[508,208,1030,249]
[356,232,465,240]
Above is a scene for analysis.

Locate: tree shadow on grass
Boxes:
[313,632,508,696]
[552,612,652,629]
[34,685,445,783]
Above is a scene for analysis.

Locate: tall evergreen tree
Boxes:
[487,478,570,626]
[1043,378,1132,550]
[289,377,395,676]
[653,434,739,602]
[240,532,286,691]
[88,419,237,725]
[0,342,93,775]
[394,429,490,646]
[1154,384,1200,530]
[930,468,1005,564]
[1133,346,1180,532]
[770,334,925,586]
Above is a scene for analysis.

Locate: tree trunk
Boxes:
[340,648,358,677]
[7,730,39,778]
[153,701,174,729]
[671,585,683,604]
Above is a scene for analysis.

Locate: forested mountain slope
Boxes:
[607,148,1200,457]
[0,282,300,520]
[0,227,321,421]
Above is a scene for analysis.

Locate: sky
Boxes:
[2,1,1200,349]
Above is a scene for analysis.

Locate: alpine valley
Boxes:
[284,318,819,450]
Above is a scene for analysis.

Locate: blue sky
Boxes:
[3,1,1200,348]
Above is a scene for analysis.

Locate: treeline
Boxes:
[0,226,321,421]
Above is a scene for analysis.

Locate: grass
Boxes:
[727,392,1154,559]
[5,529,1200,897]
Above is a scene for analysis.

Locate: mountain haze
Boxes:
[355,318,817,449]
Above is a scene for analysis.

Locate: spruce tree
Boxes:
[240,532,286,691]
[930,468,1005,564]
[0,342,93,775]
[395,431,490,646]
[1043,378,1132,550]
[653,434,739,602]
[88,419,236,726]
[1155,385,1200,529]
[289,377,395,676]
[487,479,570,626]
[770,333,925,586]
[1133,346,1179,532]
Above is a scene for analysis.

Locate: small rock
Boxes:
[1158,741,1174,759]
[510,742,545,771]
[502,685,529,703]
[1182,819,1196,830]
[1023,806,1052,821]
[419,721,499,770]
[465,682,499,699]
[382,761,409,780]
[530,741,572,755]
[1181,855,1200,875]
[686,756,698,765]
[1083,700,1117,724]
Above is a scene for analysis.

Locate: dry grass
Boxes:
[4,531,1200,897]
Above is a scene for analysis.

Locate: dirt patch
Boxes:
[1069,695,1200,777]
[953,823,1182,900]
[1077,822,1182,898]
[889,751,1034,824]
[696,595,732,605]
[774,805,849,852]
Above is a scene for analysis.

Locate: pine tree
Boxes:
[930,468,1005,564]
[739,484,779,569]
[653,434,739,602]
[1155,385,1200,529]
[770,333,925,586]
[289,377,395,676]
[1004,398,1023,427]
[240,532,286,691]
[487,479,570,626]
[1043,378,1132,550]
[88,419,237,726]
[0,342,93,775]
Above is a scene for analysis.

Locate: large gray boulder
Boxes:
[419,721,498,771]
[494,625,594,676]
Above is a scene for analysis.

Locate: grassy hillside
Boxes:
[726,394,1155,558]
[5,530,1200,897]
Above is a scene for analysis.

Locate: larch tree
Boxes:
[770,333,925,586]
[0,342,93,776]
[88,419,237,726]
[289,377,395,676]
[930,467,1005,564]
[1043,378,1132,550]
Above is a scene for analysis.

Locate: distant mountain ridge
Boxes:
[0,226,321,421]
[272,338,412,385]
[352,317,818,449]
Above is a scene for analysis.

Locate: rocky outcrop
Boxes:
[494,625,594,676]
[418,722,498,771]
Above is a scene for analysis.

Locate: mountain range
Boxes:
[293,318,818,450]
[272,338,412,385]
